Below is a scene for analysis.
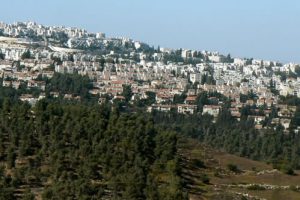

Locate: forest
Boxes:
[1,73,300,199]
[0,98,187,199]
[151,108,300,175]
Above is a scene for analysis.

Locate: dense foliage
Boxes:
[0,99,187,199]
[2,72,300,199]
[47,73,93,99]
[151,109,300,172]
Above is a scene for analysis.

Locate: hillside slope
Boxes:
[179,137,300,200]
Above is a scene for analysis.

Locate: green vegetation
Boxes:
[247,184,266,191]
[122,84,133,102]
[1,71,300,199]
[0,52,4,60]
[21,50,31,60]
[47,73,93,99]
[227,164,240,173]
[191,159,205,169]
[151,105,300,171]
[179,137,300,200]
[200,174,210,184]
[0,99,187,199]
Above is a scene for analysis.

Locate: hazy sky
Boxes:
[1,0,300,63]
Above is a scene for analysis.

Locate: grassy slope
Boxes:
[178,137,300,200]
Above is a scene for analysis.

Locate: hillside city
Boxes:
[0,21,300,133]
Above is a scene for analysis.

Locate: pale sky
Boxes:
[1,0,300,63]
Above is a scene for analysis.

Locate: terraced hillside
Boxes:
[179,138,300,200]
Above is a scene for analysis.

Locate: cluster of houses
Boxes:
[0,21,300,133]
[147,86,297,132]
[0,21,149,50]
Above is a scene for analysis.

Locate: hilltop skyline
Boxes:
[2,3,300,199]
[1,0,300,63]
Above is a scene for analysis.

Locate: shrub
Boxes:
[227,164,240,173]
[200,174,210,184]
[284,167,295,176]
[213,171,222,178]
[191,159,205,168]
[289,185,300,192]
[247,184,266,190]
